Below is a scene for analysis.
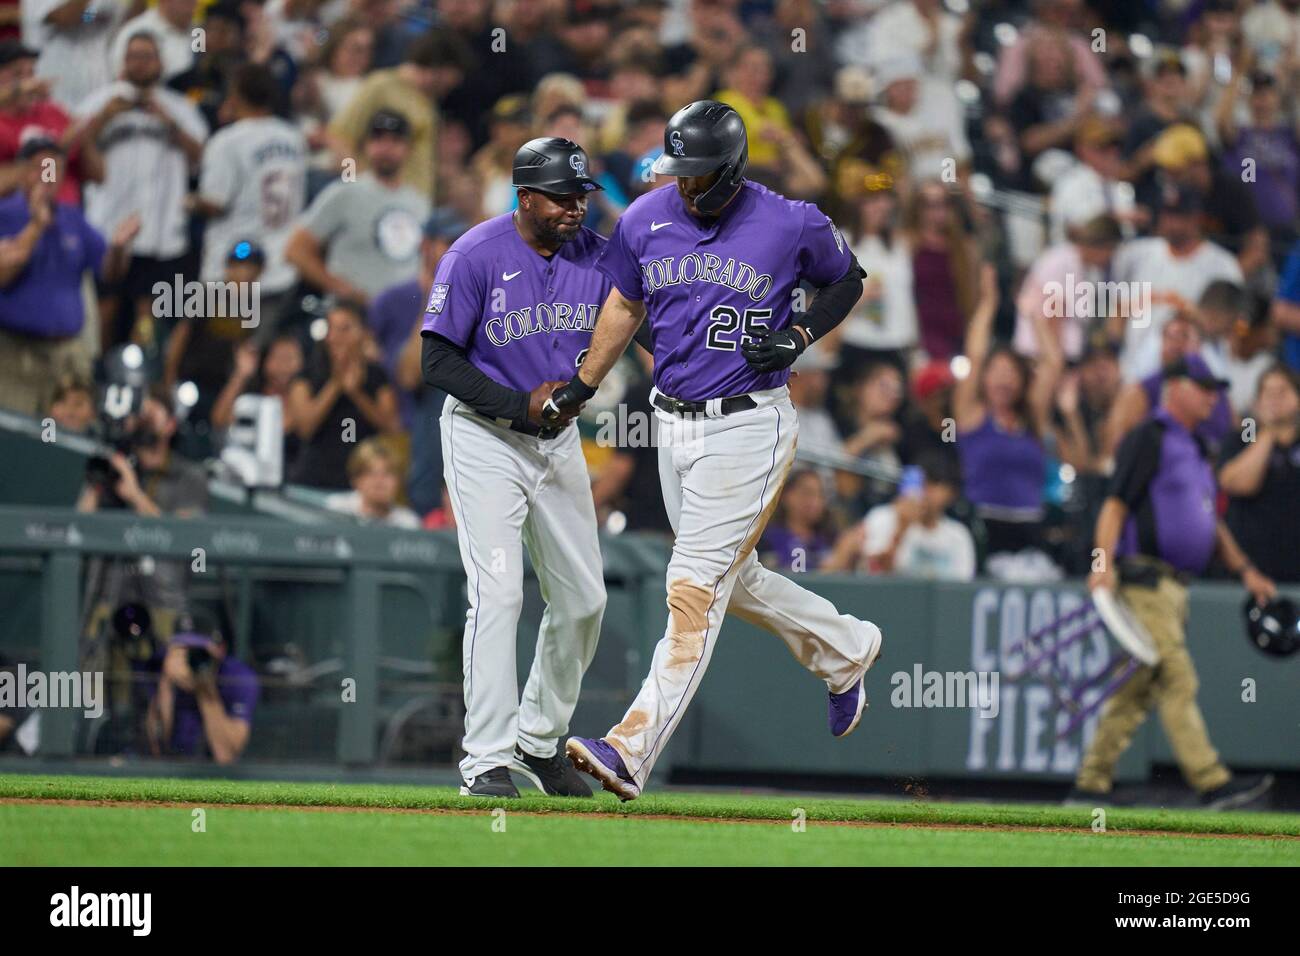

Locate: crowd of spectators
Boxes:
[1,0,1299,589]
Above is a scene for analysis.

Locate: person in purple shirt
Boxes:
[0,135,136,417]
[370,209,468,514]
[546,101,884,801]
[1071,355,1277,810]
[419,138,632,799]
[146,628,258,765]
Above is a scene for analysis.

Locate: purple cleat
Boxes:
[829,621,884,738]
[565,736,641,801]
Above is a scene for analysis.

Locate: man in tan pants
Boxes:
[1071,356,1277,810]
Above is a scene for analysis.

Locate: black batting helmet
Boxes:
[512,137,603,195]
[1243,596,1300,657]
[652,100,748,214]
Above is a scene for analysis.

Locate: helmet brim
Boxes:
[512,177,605,195]
[651,153,724,177]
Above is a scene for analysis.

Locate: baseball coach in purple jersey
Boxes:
[547,101,886,800]
[420,138,620,799]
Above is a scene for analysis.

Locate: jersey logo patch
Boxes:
[826,216,845,254]
[426,283,450,314]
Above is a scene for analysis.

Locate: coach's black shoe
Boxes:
[1201,773,1274,811]
[512,745,594,797]
[1062,786,1115,808]
[459,766,520,798]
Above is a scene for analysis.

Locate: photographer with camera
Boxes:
[146,624,258,764]
[78,384,208,644]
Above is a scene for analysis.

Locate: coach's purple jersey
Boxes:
[421,213,612,391]
[595,181,854,402]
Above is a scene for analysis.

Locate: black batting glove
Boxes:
[741,326,807,372]
[541,374,597,423]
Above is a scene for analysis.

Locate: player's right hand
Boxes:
[528,380,575,427]
[539,375,598,425]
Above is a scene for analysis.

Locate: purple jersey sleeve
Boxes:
[421,249,485,347]
[594,218,644,301]
[795,203,854,288]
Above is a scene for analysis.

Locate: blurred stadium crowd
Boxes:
[2,0,1300,594]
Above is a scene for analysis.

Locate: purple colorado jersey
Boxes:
[421,213,612,391]
[595,181,854,402]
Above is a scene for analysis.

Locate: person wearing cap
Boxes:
[379,209,468,514]
[899,358,959,473]
[870,52,971,182]
[324,31,450,198]
[162,240,266,441]
[146,621,258,764]
[285,107,430,303]
[418,137,621,798]
[0,38,96,204]
[1110,180,1242,381]
[1072,354,1277,809]
[66,29,208,349]
[1121,49,1195,183]
[1216,68,1300,252]
[836,167,916,376]
[193,62,307,326]
[467,93,534,216]
[1104,312,1234,459]
[1148,121,1268,278]
[1048,119,1137,245]
[0,136,136,416]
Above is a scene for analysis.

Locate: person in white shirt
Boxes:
[193,63,307,326]
[870,53,971,182]
[22,0,127,109]
[824,454,976,580]
[1110,183,1242,382]
[841,173,918,363]
[862,0,966,84]
[110,0,197,83]
[1048,118,1137,245]
[325,438,420,529]
[66,29,208,346]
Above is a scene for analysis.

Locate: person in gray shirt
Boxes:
[285,109,431,304]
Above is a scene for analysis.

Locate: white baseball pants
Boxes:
[605,387,877,790]
[441,396,606,780]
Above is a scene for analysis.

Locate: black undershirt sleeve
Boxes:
[422,331,530,425]
[798,257,867,343]
[1107,420,1163,510]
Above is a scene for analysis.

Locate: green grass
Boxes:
[1,773,1297,866]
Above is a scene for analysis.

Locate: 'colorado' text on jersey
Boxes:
[422,213,613,392]
[595,181,854,401]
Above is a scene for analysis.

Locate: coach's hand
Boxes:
[741,326,808,372]
[527,381,575,426]
[538,375,597,425]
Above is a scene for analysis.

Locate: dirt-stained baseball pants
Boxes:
[605,386,879,791]
[1076,576,1231,794]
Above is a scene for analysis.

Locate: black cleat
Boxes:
[512,745,594,797]
[459,766,519,798]
[1201,773,1274,811]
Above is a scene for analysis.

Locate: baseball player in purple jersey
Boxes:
[546,101,885,800]
[421,138,621,798]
